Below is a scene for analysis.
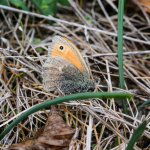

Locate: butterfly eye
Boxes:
[59,46,64,50]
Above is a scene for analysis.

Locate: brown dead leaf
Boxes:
[138,0,150,13]
[8,106,75,150]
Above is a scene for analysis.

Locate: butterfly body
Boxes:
[42,36,95,94]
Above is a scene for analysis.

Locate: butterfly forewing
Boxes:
[49,36,90,78]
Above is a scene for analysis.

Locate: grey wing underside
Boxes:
[42,57,95,93]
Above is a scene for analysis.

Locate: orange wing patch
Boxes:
[61,36,89,74]
[50,43,84,72]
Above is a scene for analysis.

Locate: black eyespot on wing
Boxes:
[59,46,63,50]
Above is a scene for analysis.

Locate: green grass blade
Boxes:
[118,0,126,113]
[134,99,150,116]
[0,92,132,141]
[126,120,147,150]
[29,0,53,24]
[30,0,44,14]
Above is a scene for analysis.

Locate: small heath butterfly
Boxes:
[42,35,95,93]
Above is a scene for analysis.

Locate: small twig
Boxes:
[83,50,150,57]
[1,48,150,58]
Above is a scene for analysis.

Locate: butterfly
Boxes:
[42,35,95,93]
